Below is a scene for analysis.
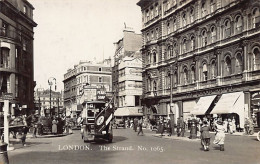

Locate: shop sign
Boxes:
[83,88,97,101]
[97,89,106,101]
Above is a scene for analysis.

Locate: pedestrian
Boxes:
[180,116,185,137]
[213,119,226,151]
[223,118,228,133]
[137,118,144,136]
[158,117,164,136]
[228,118,233,134]
[177,118,181,137]
[130,118,133,128]
[52,118,58,135]
[21,115,29,146]
[133,117,138,132]
[231,117,236,133]
[167,118,172,136]
[244,118,250,135]
[200,121,211,151]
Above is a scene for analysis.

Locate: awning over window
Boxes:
[210,92,245,127]
[190,95,217,115]
[114,107,143,117]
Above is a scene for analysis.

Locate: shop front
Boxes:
[210,91,248,129]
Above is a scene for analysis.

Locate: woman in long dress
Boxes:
[213,119,226,151]
[200,121,211,151]
[52,118,58,135]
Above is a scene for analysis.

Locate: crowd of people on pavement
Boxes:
[4,113,76,147]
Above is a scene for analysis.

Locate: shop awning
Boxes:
[210,92,245,127]
[190,95,217,115]
[114,107,143,117]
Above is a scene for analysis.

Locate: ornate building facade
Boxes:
[0,0,37,114]
[137,0,260,128]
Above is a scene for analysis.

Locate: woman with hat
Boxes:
[213,119,226,151]
[200,120,211,151]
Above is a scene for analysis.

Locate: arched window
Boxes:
[146,32,149,42]
[210,0,216,13]
[191,66,196,83]
[201,30,207,47]
[190,36,195,50]
[156,28,159,39]
[173,19,177,31]
[235,52,243,73]
[167,45,173,58]
[173,42,177,57]
[225,56,232,76]
[153,80,157,91]
[210,26,216,43]
[235,15,242,34]
[182,12,187,27]
[201,2,207,17]
[147,52,151,64]
[190,8,194,22]
[211,60,217,78]
[167,22,171,34]
[151,30,154,40]
[253,47,260,70]
[252,7,260,28]
[182,38,187,53]
[150,7,154,18]
[153,52,157,63]
[202,63,208,81]
[155,4,159,16]
[224,19,231,38]
[146,10,150,22]
[183,67,188,85]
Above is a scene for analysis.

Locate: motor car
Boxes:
[113,117,125,129]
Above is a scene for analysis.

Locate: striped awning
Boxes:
[190,95,217,115]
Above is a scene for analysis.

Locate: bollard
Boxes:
[0,141,9,164]
[190,121,197,139]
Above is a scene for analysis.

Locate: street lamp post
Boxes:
[169,64,175,135]
[48,77,56,117]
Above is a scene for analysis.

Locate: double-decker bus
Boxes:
[81,100,114,143]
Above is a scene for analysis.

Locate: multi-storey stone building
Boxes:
[34,88,64,116]
[63,60,112,117]
[137,0,260,128]
[0,0,37,114]
[112,28,143,118]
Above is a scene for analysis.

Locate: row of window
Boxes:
[64,66,103,79]
[146,46,260,91]
[145,6,260,44]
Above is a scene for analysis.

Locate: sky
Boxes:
[31,0,142,91]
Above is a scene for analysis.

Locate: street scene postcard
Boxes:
[0,0,260,164]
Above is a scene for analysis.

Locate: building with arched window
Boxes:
[138,0,260,129]
[0,0,37,116]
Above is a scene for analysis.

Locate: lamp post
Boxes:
[48,77,56,117]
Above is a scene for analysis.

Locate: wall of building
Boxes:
[0,0,37,113]
[138,0,260,124]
